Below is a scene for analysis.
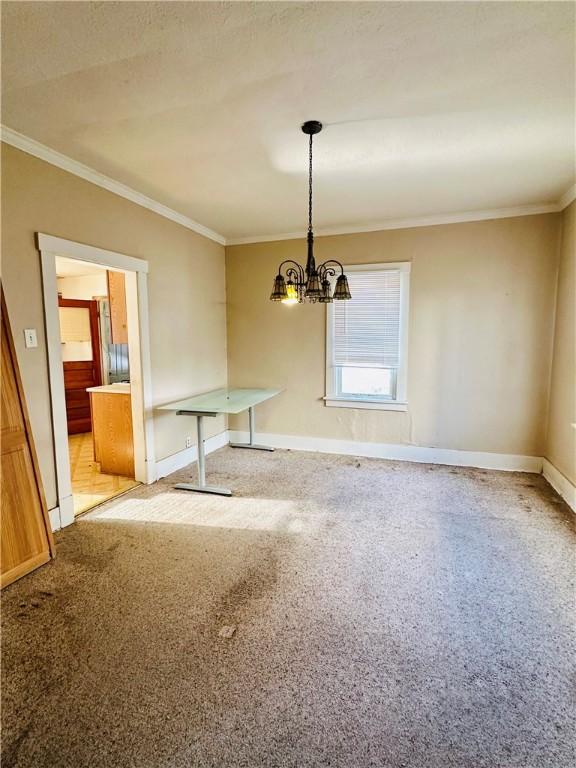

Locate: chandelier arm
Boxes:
[318,264,335,280]
[277,259,302,274]
[285,267,300,282]
[319,259,346,276]
[277,260,305,283]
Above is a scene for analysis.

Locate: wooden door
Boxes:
[1,289,55,588]
[59,299,102,434]
[107,271,128,344]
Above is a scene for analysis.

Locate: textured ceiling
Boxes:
[2,1,574,241]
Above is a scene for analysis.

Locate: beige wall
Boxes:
[1,144,227,509]
[226,214,561,456]
[545,201,576,484]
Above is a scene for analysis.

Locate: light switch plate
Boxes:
[24,329,38,348]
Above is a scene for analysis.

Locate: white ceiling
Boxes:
[55,256,107,278]
[2,1,575,242]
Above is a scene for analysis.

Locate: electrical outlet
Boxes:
[185,436,193,449]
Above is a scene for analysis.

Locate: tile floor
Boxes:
[68,432,138,515]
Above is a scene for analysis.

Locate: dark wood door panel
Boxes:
[64,361,96,370]
[66,403,91,419]
[65,389,91,403]
[63,370,96,388]
[67,416,92,435]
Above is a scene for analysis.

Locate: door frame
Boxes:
[38,233,156,529]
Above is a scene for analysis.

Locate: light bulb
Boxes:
[282,281,298,305]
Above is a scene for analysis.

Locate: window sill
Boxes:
[323,397,408,412]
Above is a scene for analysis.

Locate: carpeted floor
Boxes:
[2,447,575,768]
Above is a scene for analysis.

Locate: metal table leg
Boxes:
[175,414,232,496]
[229,406,274,451]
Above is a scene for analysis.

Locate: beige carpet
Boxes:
[2,447,575,768]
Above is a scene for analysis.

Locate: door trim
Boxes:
[38,233,156,529]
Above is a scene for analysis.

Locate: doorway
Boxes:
[56,257,139,515]
[39,234,155,530]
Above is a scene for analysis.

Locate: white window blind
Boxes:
[333,269,402,368]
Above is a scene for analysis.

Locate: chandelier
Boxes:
[270,121,352,305]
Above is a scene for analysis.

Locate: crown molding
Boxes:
[3,125,573,248]
[0,126,226,245]
[226,202,564,245]
[558,183,576,210]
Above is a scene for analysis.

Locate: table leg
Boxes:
[175,414,232,496]
[229,406,274,451]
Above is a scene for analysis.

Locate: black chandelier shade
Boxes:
[333,273,352,300]
[270,273,288,301]
[269,120,352,305]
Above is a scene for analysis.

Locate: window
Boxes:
[325,262,410,410]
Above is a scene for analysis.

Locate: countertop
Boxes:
[86,383,131,395]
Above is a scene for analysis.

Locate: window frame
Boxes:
[324,261,411,411]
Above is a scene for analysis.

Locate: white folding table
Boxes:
[158,388,281,496]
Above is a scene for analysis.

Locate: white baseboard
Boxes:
[60,495,75,528]
[49,507,61,532]
[228,430,542,473]
[50,493,75,531]
[542,459,576,512]
[155,430,229,479]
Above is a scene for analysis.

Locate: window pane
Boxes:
[59,307,93,362]
[339,367,395,398]
[59,307,91,342]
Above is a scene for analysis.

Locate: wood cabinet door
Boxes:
[1,289,54,588]
[90,392,134,477]
[107,270,128,344]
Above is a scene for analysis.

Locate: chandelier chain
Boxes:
[308,133,313,234]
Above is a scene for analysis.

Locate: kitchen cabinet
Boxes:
[87,384,134,477]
